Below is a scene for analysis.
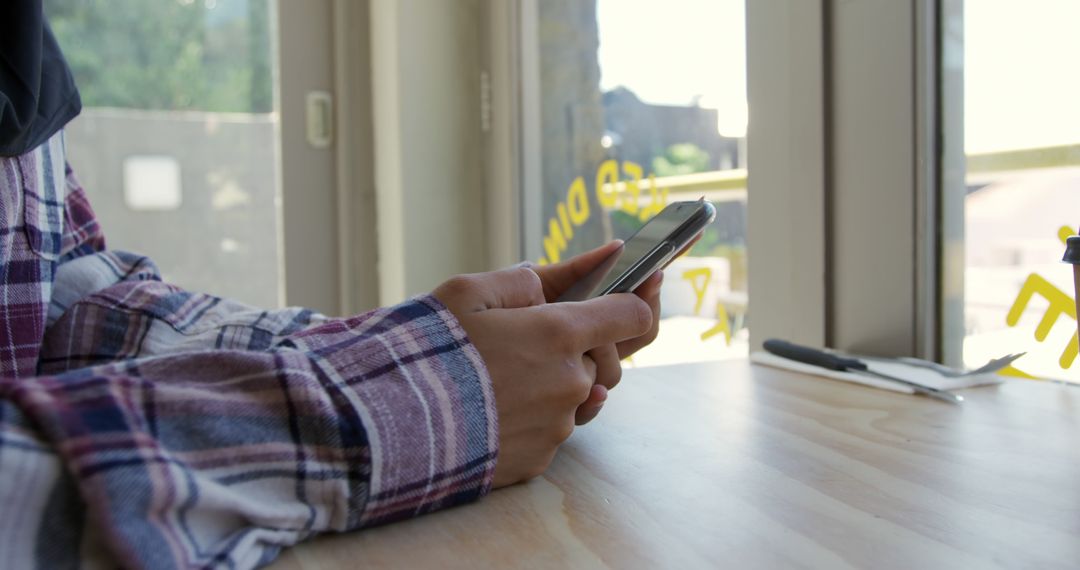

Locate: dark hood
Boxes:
[0,2,81,157]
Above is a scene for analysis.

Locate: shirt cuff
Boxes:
[283,294,499,526]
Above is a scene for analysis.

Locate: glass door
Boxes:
[943,0,1080,381]
[517,0,749,366]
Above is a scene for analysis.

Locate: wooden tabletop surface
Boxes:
[271,358,1080,569]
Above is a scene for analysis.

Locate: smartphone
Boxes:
[557,200,717,302]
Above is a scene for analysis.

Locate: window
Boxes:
[46,0,284,308]
[518,0,749,366]
[945,0,1080,382]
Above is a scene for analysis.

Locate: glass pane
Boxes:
[947,0,1080,382]
[529,0,748,366]
[45,0,282,308]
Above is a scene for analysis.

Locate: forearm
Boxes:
[40,251,333,374]
[2,295,497,569]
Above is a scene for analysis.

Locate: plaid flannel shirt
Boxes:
[0,134,499,569]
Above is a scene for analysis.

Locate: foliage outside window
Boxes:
[46,0,274,113]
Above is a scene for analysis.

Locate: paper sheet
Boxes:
[749,351,1004,394]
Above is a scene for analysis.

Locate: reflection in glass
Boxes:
[532,0,748,366]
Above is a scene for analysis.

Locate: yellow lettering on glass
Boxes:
[543,217,569,264]
[1058,224,1075,244]
[567,176,589,225]
[701,303,732,345]
[682,266,732,346]
[538,177,591,265]
[595,159,619,209]
[998,365,1040,379]
[538,161,669,265]
[681,267,711,315]
[620,161,642,215]
[1007,273,1079,369]
[638,173,668,223]
[1002,223,1080,373]
[557,203,574,241]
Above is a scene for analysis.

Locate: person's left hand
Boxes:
[529,241,664,425]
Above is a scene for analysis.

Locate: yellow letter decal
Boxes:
[681,267,711,316]
[542,217,569,264]
[1006,273,1079,368]
[596,159,619,209]
[1058,224,1075,244]
[701,303,733,345]
[620,161,643,215]
[638,173,669,222]
[567,176,590,225]
[557,203,574,241]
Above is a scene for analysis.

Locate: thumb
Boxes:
[434,266,546,314]
[532,240,623,301]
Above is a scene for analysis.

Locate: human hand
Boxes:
[530,241,665,424]
[433,267,651,488]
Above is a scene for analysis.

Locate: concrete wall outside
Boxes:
[64,109,282,309]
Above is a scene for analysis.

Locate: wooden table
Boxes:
[272,359,1080,569]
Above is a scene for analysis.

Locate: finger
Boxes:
[575,384,608,425]
[619,271,663,359]
[531,240,623,301]
[588,344,622,390]
[435,266,545,313]
[664,233,703,269]
[482,267,547,309]
[582,352,598,382]
[631,268,663,297]
[553,293,653,351]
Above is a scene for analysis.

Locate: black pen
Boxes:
[763,339,964,404]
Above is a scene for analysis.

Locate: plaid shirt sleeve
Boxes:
[0,136,500,569]
[2,290,499,569]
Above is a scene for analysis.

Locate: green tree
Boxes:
[45,0,274,113]
[651,143,710,177]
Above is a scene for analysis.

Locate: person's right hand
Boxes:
[529,242,665,425]
[433,267,652,488]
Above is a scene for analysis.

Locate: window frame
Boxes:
[484,0,943,359]
[279,0,381,316]
[750,0,942,358]
[939,0,966,368]
[823,0,940,359]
